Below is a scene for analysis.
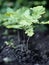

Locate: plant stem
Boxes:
[26,37,30,50]
[17,30,20,44]
[23,31,25,44]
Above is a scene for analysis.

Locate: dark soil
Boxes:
[0,28,49,65]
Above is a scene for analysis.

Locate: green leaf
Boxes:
[6,25,22,29]
[6,7,14,14]
[32,6,45,20]
[25,27,34,37]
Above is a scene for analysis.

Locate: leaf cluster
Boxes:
[0,6,49,37]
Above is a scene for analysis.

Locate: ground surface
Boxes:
[0,28,49,65]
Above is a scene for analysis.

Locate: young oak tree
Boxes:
[0,6,49,48]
